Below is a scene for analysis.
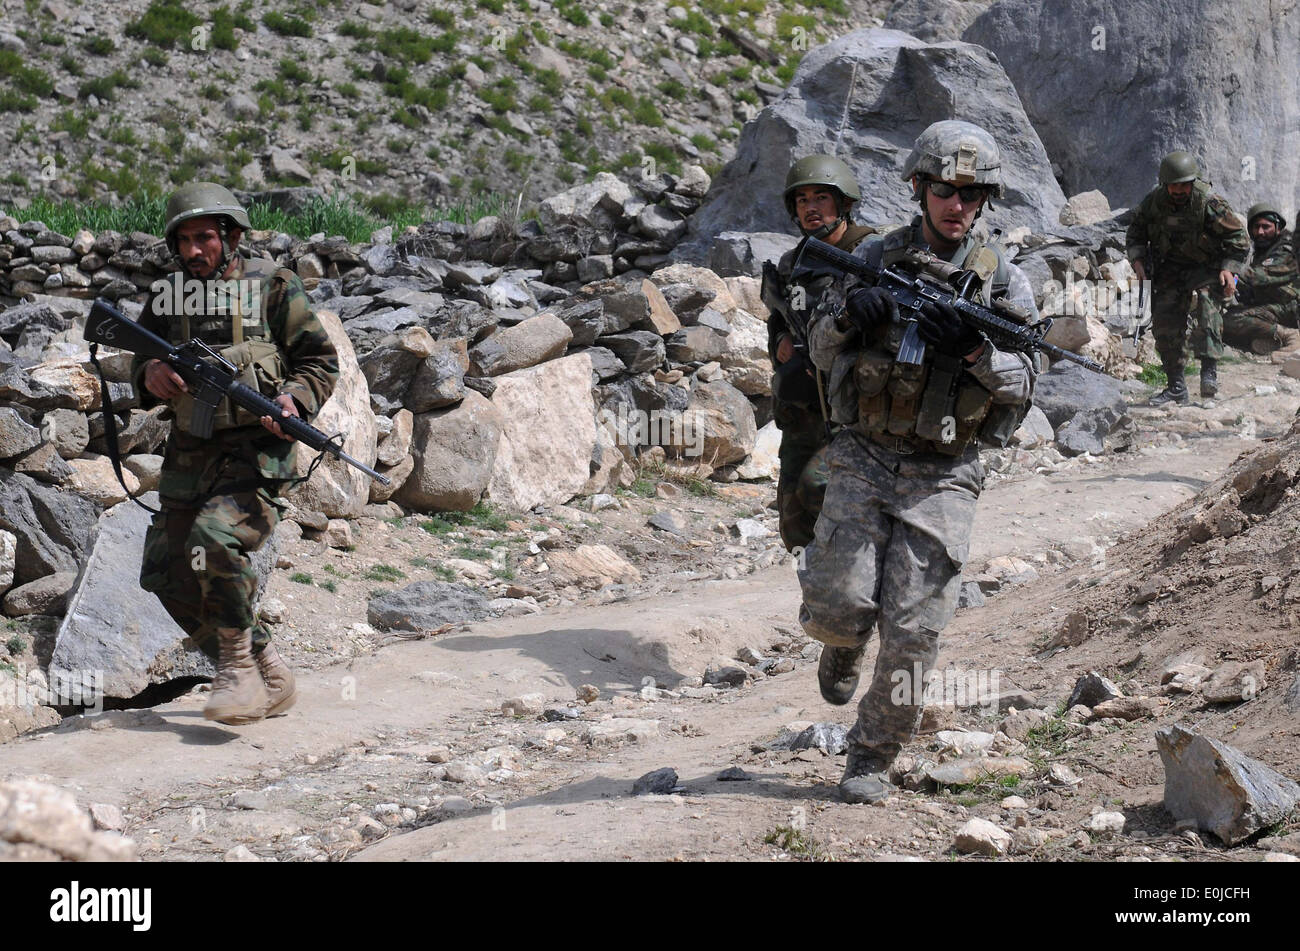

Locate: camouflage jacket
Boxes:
[131,254,340,487]
[1239,230,1300,308]
[768,222,876,363]
[1126,181,1249,277]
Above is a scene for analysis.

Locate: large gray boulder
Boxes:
[367,580,491,632]
[884,0,991,42]
[0,470,99,587]
[284,310,377,519]
[679,29,1066,260]
[51,494,282,699]
[964,0,1300,213]
[487,353,596,511]
[396,390,504,512]
[1156,725,1300,846]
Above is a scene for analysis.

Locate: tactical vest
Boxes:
[836,225,1024,455]
[1150,181,1214,267]
[153,257,293,434]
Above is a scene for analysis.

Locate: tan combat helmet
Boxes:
[163,182,252,254]
[1246,201,1286,231]
[1157,151,1200,186]
[782,154,862,218]
[902,120,1004,198]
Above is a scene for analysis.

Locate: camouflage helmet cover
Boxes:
[1157,151,1200,186]
[902,120,1004,197]
[164,182,251,249]
[1246,201,1286,231]
[783,154,862,217]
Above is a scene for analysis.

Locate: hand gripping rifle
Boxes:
[83,298,390,500]
[793,236,1107,374]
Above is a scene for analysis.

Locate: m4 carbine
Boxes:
[793,236,1107,374]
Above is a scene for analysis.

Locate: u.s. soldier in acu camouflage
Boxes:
[1223,201,1300,356]
[763,156,875,551]
[131,183,339,725]
[1126,151,1249,403]
[798,121,1039,804]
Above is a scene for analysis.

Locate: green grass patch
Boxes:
[81,36,115,56]
[377,26,439,63]
[555,0,590,26]
[320,579,338,593]
[5,634,26,655]
[452,546,494,561]
[364,564,407,582]
[337,20,372,38]
[263,11,313,37]
[763,825,828,860]
[126,0,202,49]
[290,572,313,585]
[0,50,54,96]
[78,69,140,102]
[428,9,455,27]
[433,565,456,582]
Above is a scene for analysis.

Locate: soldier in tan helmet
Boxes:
[797,121,1039,804]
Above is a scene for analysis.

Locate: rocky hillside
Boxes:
[0,0,893,212]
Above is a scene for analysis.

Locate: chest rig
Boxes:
[155,257,292,435]
[842,225,1018,455]
[1151,182,1213,268]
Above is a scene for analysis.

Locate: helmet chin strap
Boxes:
[803,216,842,240]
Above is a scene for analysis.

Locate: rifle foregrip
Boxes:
[227,382,330,449]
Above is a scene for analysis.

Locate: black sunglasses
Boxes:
[925,180,988,202]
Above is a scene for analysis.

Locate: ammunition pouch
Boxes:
[174,340,287,436]
[851,346,997,455]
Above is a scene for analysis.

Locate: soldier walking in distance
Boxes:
[797,121,1039,803]
[1223,201,1300,356]
[763,156,875,551]
[1126,151,1248,402]
[132,183,338,725]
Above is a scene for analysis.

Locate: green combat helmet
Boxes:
[163,182,251,254]
[1246,201,1286,230]
[783,154,862,218]
[902,120,1004,198]
[1157,151,1200,185]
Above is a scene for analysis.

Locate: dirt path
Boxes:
[1,357,1297,861]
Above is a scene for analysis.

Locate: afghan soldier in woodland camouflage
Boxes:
[764,156,875,551]
[1223,201,1300,355]
[798,121,1038,804]
[132,182,338,725]
[1126,151,1249,402]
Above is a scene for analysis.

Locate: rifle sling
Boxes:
[88,343,160,515]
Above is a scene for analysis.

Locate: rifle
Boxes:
[793,236,1107,374]
[83,298,390,486]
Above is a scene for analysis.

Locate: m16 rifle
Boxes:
[83,298,389,490]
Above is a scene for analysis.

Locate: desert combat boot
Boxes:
[204,627,270,725]
[839,746,896,804]
[817,644,866,705]
[255,643,298,716]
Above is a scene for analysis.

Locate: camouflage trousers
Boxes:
[774,399,831,552]
[1151,273,1228,368]
[797,429,982,761]
[1223,302,1299,351]
[140,439,281,661]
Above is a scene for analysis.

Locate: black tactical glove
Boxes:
[844,286,897,335]
[917,300,984,358]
